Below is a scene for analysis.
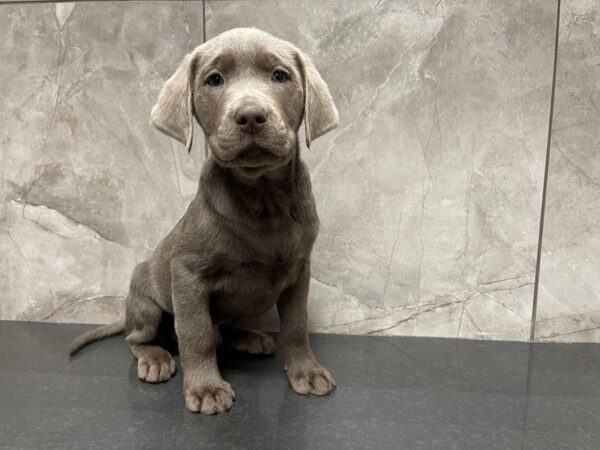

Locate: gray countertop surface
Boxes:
[1,321,600,449]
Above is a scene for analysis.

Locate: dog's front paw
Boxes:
[286,362,336,396]
[184,379,236,414]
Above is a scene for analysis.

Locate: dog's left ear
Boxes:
[150,52,200,153]
[295,52,339,148]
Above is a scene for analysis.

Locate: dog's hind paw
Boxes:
[226,329,277,355]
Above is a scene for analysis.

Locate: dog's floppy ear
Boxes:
[150,52,199,153]
[296,52,339,148]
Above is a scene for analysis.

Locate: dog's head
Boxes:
[150,28,338,177]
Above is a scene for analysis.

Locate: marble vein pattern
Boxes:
[535,0,600,342]
[1,2,204,322]
[0,0,562,341]
[206,0,556,339]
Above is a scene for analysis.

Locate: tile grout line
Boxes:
[530,0,561,342]
[202,0,208,159]
[202,0,206,43]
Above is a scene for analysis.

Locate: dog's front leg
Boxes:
[277,262,336,396]
[171,256,235,414]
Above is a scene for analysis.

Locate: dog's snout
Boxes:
[234,105,268,134]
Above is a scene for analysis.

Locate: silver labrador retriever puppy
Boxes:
[69,27,339,415]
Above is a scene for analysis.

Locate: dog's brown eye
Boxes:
[272,70,288,83]
[206,73,224,87]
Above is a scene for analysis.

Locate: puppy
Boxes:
[69,27,339,415]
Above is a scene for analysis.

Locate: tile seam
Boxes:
[530,0,561,341]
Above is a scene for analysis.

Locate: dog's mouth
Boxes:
[209,127,295,178]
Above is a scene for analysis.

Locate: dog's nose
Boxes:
[234,105,267,134]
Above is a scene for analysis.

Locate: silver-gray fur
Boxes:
[68,27,339,415]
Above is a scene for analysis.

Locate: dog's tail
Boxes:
[68,319,126,356]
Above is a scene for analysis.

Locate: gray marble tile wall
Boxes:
[0,0,597,342]
[1,1,205,322]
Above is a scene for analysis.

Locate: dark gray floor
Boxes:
[1,322,600,450]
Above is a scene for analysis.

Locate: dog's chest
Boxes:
[212,217,311,320]
[212,258,304,321]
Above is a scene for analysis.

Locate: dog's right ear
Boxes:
[150,52,199,153]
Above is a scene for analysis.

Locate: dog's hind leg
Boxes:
[125,267,176,383]
[220,324,277,355]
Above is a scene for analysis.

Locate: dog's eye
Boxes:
[272,70,288,83]
[206,73,224,87]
